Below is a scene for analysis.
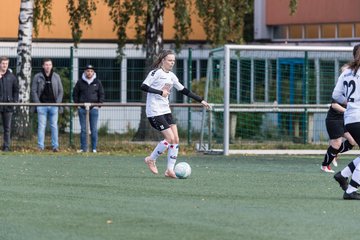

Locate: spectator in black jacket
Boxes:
[0,56,19,151]
[73,64,105,153]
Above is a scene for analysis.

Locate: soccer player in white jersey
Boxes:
[332,44,360,199]
[140,49,211,178]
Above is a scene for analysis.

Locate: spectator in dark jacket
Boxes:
[73,64,105,153]
[0,56,19,151]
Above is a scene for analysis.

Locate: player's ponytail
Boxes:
[151,49,175,69]
[349,44,360,76]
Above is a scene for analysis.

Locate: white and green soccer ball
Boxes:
[174,162,191,179]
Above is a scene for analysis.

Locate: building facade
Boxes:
[254,0,360,44]
[2,0,207,43]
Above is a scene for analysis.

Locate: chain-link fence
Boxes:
[0,45,212,151]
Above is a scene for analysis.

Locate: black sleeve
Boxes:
[12,75,19,102]
[72,82,80,103]
[179,87,203,103]
[98,81,105,103]
[331,98,346,108]
[141,84,163,96]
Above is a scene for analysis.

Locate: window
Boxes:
[200,60,207,79]
[289,25,303,39]
[8,58,17,73]
[32,58,70,72]
[230,59,239,103]
[126,59,146,102]
[307,60,316,104]
[254,60,265,102]
[79,58,121,102]
[305,25,319,39]
[355,23,360,38]
[321,24,336,38]
[240,59,251,103]
[338,23,353,38]
[174,59,184,103]
[273,26,287,39]
[191,60,197,81]
[320,60,335,103]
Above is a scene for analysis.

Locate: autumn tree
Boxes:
[289,0,298,15]
[15,0,97,137]
[104,0,192,140]
[195,0,253,45]
[15,0,48,137]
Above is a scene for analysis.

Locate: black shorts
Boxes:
[345,122,360,146]
[326,118,346,139]
[148,113,176,131]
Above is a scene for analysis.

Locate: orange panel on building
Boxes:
[1,0,206,42]
[266,0,360,25]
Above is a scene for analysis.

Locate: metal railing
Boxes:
[2,102,208,152]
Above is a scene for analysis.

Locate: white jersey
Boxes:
[142,68,184,117]
[332,67,360,125]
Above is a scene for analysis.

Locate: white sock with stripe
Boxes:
[341,157,360,178]
[150,140,169,160]
[346,163,360,194]
[167,144,179,170]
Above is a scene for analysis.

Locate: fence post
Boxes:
[187,48,192,145]
[223,45,230,156]
[303,51,309,144]
[85,103,91,152]
[69,46,74,147]
[208,109,212,151]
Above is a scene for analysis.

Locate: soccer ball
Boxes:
[174,162,191,179]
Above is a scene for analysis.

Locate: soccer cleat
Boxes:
[334,171,349,191]
[164,169,177,179]
[321,165,334,173]
[332,157,338,167]
[343,191,360,200]
[144,156,158,174]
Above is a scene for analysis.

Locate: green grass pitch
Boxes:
[0,153,358,240]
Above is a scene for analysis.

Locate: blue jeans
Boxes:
[78,107,99,151]
[37,106,59,150]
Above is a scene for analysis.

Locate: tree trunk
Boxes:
[133,0,165,141]
[14,0,33,138]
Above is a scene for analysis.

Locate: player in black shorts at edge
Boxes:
[140,49,211,178]
[321,101,356,173]
[331,44,360,199]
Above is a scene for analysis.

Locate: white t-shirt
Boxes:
[332,67,360,125]
[142,68,184,117]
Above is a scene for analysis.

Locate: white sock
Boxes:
[346,163,360,194]
[341,157,360,178]
[346,185,358,194]
[150,140,169,160]
[167,144,179,170]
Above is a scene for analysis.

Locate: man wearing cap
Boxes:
[73,64,105,153]
[31,58,63,152]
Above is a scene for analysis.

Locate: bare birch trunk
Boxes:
[14,0,33,138]
[133,0,165,141]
